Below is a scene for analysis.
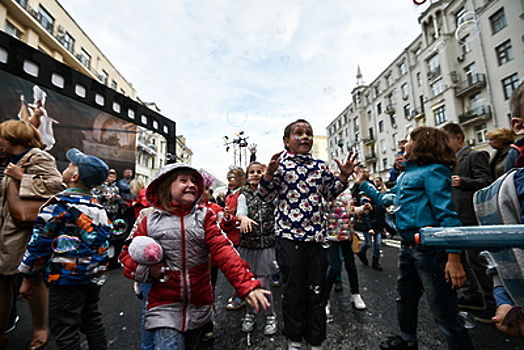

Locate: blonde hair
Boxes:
[130,178,145,196]
[0,120,44,150]
[486,128,515,146]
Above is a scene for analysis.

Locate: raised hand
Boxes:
[334,151,360,182]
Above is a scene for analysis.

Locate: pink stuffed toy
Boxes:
[129,236,164,265]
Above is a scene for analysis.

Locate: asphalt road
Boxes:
[5,240,524,349]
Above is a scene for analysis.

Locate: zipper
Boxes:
[180,216,188,332]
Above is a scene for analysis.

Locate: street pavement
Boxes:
[5,239,524,349]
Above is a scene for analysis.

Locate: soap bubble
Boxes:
[226,111,248,128]
[52,235,81,253]
[112,219,127,236]
[434,40,447,53]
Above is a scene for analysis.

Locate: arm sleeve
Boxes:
[119,217,148,280]
[19,154,65,199]
[458,152,493,191]
[237,193,248,216]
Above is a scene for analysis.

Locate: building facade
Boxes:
[327,0,523,180]
[1,0,192,183]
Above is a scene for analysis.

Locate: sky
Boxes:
[60,0,429,181]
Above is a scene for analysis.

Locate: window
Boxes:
[375,85,381,97]
[417,72,421,87]
[401,83,409,98]
[460,35,472,55]
[60,32,75,53]
[353,117,359,132]
[404,104,411,118]
[111,80,118,90]
[383,158,388,169]
[392,133,399,148]
[434,105,447,125]
[390,113,397,127]
[100,70,108,85]
[427,54,440,77]
[355,132,360,143]
[455,7,466,28]
[474,123,488,143]
[38,5,54,34]
[464,63,477,84]
[377,103,382,115]
[490,8,507,34]
[431,78,445,96]
[413,47,421,63]
[386,74,393,87]
[495,40,513,66]
[470,92,483,114]
[502,73,519,100]
[399,62,407,76]
[4,21,22,39]
[367,110,372,121]
[379,121,384,133]
[381,140,387,153]
[78,49,91,68]
[368,127,374,140]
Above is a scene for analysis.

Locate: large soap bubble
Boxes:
[226,111,248,128]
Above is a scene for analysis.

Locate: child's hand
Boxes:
[245,288,271,313]
[264,151,284,181]
[493,304,524,338]
[445,252,467,290]
[19,276,37,300]
[149,262,165,279]
[224,207,232,221]
[353,167,368,186]
[334,151,360,183]
[240,216,258,233]
[363,203,373,213]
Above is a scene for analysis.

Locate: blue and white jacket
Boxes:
[19,188,111,286]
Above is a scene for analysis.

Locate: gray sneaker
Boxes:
[263,315,278,335]
[242,313,255,333]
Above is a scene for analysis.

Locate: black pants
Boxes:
[49,283,107,350]
[276,238,327,346]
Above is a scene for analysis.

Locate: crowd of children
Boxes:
[2,81,524,350]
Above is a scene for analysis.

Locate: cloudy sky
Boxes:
[61,0,429,180]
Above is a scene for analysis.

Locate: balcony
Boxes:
[365,152,377,163]
[455,74,486,97]
[458,105,492,126]
[363,136,376,145]
[385,104,395,115]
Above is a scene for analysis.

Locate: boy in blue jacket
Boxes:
[18,148,111,350]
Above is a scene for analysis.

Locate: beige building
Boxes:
[327,0,523,180]
[1,0,193,182]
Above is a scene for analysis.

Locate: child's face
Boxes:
[107,173,117,184]
[170,174,199,206]
[247,164,264,187]
[227,173,243,190]
[62,163,78,184]
[284,122,313,155]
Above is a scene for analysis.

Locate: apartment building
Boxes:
[0,0,192,182]
[327,0,523,180]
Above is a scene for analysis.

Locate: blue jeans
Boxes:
[153,327,202,350]
[141,283,154,350]
[397,244,474,350]
[360,230,382,259]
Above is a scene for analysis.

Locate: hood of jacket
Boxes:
[146,163,204,212]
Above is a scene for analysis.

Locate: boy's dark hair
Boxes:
[510,81,524,118]
[283,119,312,151]
[441,122,465,140]
[156,168,198,211]
[408,126,456,170]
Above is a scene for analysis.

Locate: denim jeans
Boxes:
[325,241,359,298]
[153,327,202,350]
[397,244,474,350]
[360,230,382,259]
[141,283,154,350]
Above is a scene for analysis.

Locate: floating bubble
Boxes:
[281,54,290,65]
[226,111,248,128]
[457,311,476,329]
[322,86,335,96]
[112,219,127,236]
[52,235,81,253]
[433,40,447,53]
[276,24,286,34]
[455,12,478,43]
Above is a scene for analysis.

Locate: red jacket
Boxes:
[224,189,241,245]
[120,163,260,332]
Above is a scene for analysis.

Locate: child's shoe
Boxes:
[241,312,256,333]
[379,335,418,350]
[226,296,245,310]
[287,339,302,350]
[351,294,366,310]
[263,314,278,335]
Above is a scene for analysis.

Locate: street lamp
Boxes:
[223,131,249,168]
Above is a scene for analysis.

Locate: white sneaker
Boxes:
[351,294,366,310]
[325,300,331,316]
[287,339,302,350]
[263,315,278,335]
[310,346,323,350]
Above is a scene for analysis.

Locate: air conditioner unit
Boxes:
[57,25,65,34]
[451,71,459,83]
[457,55,464,62]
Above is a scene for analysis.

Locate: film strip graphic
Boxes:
[0,31,176,162]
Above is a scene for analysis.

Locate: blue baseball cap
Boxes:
[66,148,109,187]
